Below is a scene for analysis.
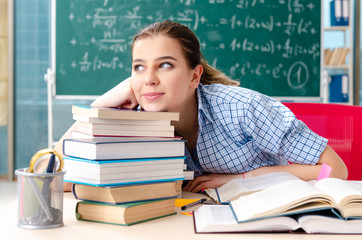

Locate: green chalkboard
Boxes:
[55,0,321,97]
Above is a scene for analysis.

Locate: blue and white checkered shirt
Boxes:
[184,83,328,176]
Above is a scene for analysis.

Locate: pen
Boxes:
[43,154,56,207]
[46,154,56,173]
[181,198,207,210]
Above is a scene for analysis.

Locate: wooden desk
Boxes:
[1,192,362,240]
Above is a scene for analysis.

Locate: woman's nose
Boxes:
[144,69,159,86]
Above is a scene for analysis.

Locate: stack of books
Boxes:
[63,105,189,226]
[324,48,350,66]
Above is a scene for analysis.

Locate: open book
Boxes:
[204,172,300,204]
[229,176,362,223]
[194,204,362,234]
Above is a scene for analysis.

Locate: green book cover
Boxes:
[75,199,176,226]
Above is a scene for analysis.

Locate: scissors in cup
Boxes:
[26,149,64,224]
[28,148,64,173]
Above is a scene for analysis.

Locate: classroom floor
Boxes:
[0,180,17,208]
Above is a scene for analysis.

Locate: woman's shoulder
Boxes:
[198,83,272,105]
[197,83,287,121]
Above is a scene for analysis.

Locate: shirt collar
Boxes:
[196,83,213,124]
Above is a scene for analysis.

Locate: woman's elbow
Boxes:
[319,145,348,180]
[336,162,348,180]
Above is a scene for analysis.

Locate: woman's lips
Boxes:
[143,92,164,101]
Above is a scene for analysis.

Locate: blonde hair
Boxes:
[133,20,239,86]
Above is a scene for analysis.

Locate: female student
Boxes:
[63,20,347,192]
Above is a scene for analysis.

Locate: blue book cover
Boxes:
[330,0,349,26]
[63,138,186,160]
[329,74,348,102]
[66,178,185,187]
[63,155,186,186]
[63,155,186,163]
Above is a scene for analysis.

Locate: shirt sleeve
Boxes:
[243,93,328,165]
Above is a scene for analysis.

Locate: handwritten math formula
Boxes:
[56,0,321,97]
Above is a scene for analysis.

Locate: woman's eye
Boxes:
[133,65,145,72]
[160,62,173,69]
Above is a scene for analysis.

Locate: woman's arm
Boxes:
[246,145,348,180]
[183,144,348,193]
[91,77,138,108]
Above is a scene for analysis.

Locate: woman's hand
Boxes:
[183,173,243,193]
[91,77,138,109]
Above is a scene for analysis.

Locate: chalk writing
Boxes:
[55,0,320,97]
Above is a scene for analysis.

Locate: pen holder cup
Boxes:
[15,168,65,229]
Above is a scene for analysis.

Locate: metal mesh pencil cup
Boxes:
[15,168,65,229]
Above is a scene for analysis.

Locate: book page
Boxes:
[194,205,300,233]
[204,189,219,203]
[230,179,332,222]
[314,178,362,206]
[195,205,237,226]
[298,214,362,234]
[217,172,300,202]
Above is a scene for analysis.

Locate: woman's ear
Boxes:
[190,64,203,89]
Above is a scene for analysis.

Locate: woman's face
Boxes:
[131,35,202,112]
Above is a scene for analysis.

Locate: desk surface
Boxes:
[1,192,362,240]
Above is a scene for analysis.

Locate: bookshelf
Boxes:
[322,0,354,104]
